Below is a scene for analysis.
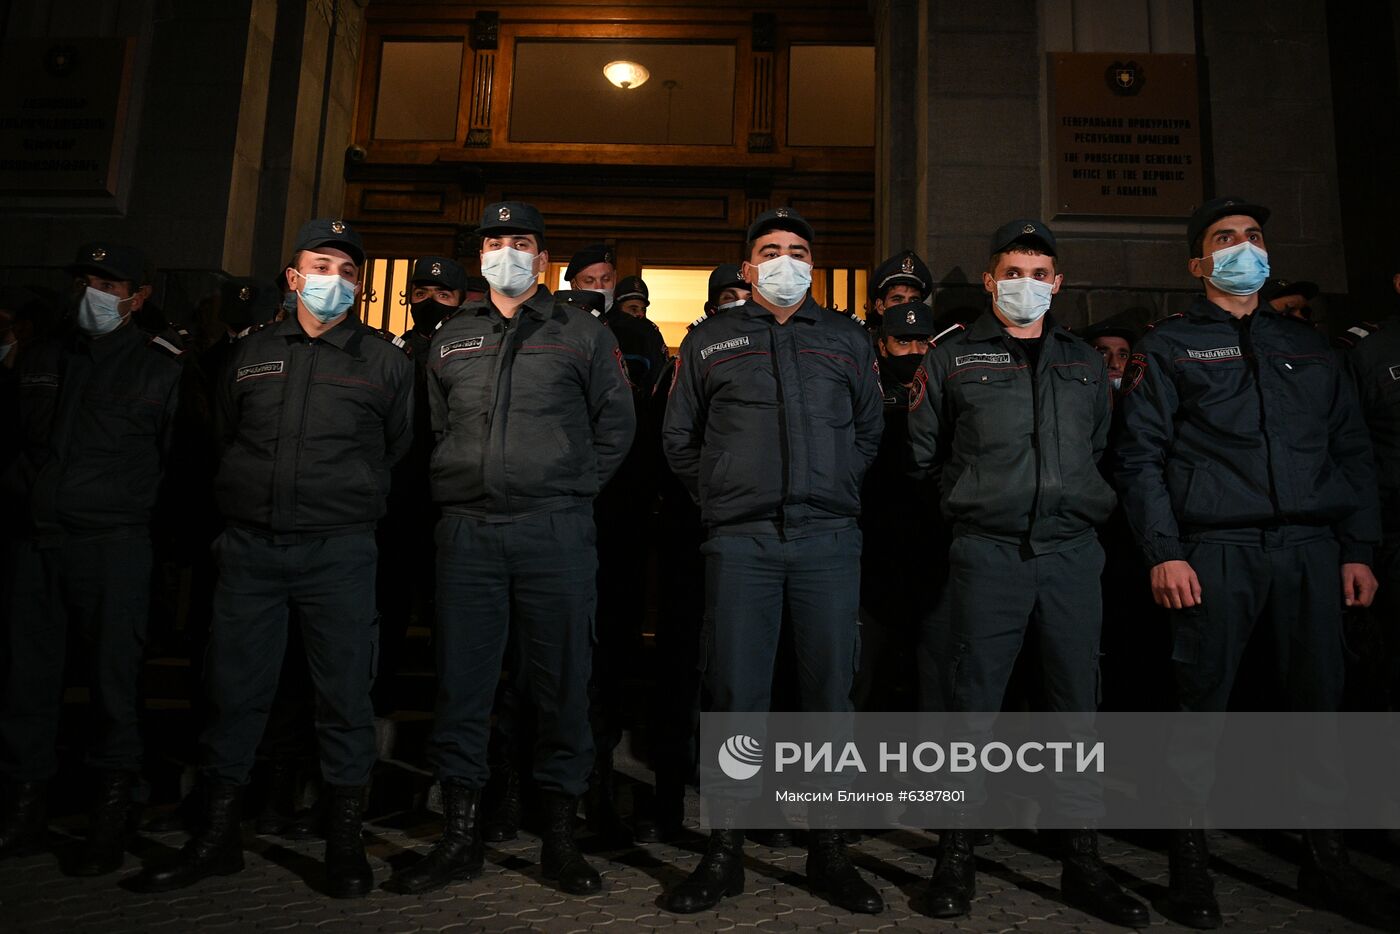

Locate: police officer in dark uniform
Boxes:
[907,220,1147,927]
[612,275,649,318]
[854,300,956,712]
[0,243,187,875]
[636,264,753,844]
[1344,276,1400,709]
[1261,277,1319,322]
[867,250,933,330]
[130,218,414,899]
[662,208,885,915]
[1114,197,1389,929]
[384,201,635,896]
[403,257,469,358]
[565,243,618,312]
[375,256,470,721]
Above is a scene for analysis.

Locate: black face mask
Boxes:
[884,352,922,384]
[410,299,449,332]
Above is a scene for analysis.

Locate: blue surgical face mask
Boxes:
[1202,241,1270,296]
[77,286,130,336]
[993,277,1054,326]
[752,255,812,307]
[292,270,357,322]
[480,247,538,297]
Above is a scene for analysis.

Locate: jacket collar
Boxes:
[1188,294,1261,323]
[965,308,1072,344]
[471,284,561,323]
[739,294,823,323]
[274,313,357,351]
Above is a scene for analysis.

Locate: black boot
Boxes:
[255,760,299,836]
[807,829,883,914]
[925,830,976,918]
[282,787,328,840]
[749,828,794,848]
[481,762,520,843]
[126,782,244,892]
[1057,830,1149,928]
[1298,829,1400,929]
[382,780,484,894]
[584,754,630,846]
[0,780,47,859]
[324,784,372,899]
[1155,830,1221,930]
[68,771,138,877]
[631,785,683,844]
[663,830,745,913]
[539,791,602,894]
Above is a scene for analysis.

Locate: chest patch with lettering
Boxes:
[236,361,284,381]
[700,336,750,360]
[440,337,485,358]
[20,373,59,388]
[953,352,1012,367]
[1186,345,1242,361]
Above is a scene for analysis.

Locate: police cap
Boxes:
[708,263,748,306]
[67,242,147,285]
[293,218,365,267]
[1186,196,1270,255]
[556,289,607,317]
[882,301,937,339]
[219,276,267,328]
[615,275,649,306]
[410,256,467,293]
[477,201,546,237]
[1078,321,1139,344]
[746,207,815,245]
[1260,277,1318,304]
[871,250,933,301]
[989,219,1057,257]
[565,244,617,282]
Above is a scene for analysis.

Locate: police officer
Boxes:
[0,243,187,875]
[129,219,414,899]
[1261,277,1319,322]
[403,257,468,357]
[907,220,1148,927]
[661,208,885,915]
[1344,274,1400,710]
[384,201,635,896]
[565,243,618,311]
[1082,321,1136,391]
[1114,197,1389,929]
[376,256,470,720]
[867,250,933,329]
[854,301,948,711]
[613,275,649,318]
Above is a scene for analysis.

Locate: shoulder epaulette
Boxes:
[841,308,869,330]
[929,322,965,347]
[1335,321,1385,350]
[147,333,186,359]
[1146,312,1186,330]
[433,310,463,332]
[236,321,273,340]
[687,314,710,332]
[374,328,412,356]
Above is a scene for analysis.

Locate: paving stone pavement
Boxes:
[5,798,1399,933]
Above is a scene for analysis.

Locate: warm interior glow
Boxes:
[603,60,650,89]
[640,267,712,349]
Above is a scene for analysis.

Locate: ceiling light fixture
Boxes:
[603,60,650,90]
